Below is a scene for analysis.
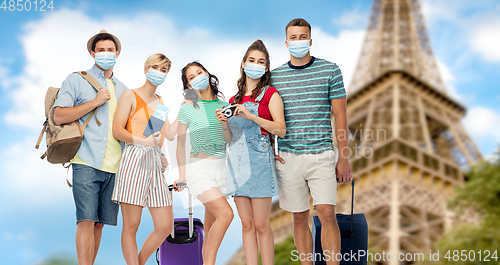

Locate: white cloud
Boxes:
[435,59,470,103]
[421,0,500,63]
[0,136,75,209]
[309,28,365,91]
[421,0,493,26]
[436,59,454,84]
[463,106,500,143]
[421,0,465,26]
[0,61,15,89]
[469,17,500,62]
[333,8,368,29]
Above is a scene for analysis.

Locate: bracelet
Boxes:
[222,126,230,130]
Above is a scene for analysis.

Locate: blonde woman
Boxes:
[112,53,177,265]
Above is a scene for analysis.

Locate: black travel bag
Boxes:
[312,180,368,265]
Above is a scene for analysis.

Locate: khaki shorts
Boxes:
[275,149,337,212]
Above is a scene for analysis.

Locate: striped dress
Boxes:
[112,91,172,208]
[271,57,347,154]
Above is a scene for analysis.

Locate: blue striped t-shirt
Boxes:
[271,57,346,154]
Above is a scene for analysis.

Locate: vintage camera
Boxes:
[221,103,237,118]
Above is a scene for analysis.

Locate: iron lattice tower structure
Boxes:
[227,0,481,264]
[349,0,447,94]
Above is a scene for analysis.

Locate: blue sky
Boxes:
[0,0,499,264]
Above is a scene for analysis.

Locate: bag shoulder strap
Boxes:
[74,71,103,128]
[75,71,103,92]
[35,120,48,149]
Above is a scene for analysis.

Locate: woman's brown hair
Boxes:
[234,40,271,104]
[181,61,224,109]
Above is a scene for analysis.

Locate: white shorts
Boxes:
[186,158,228,199]
[275,150,337,212]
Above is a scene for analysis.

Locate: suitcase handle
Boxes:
[173,220,204,229]
[157,182,197,264]
[168,182,187,191]
[348,180,355,238]
[167,183,195,239]
[339,180,355,238]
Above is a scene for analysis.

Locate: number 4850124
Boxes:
[1,0,54,11]
[444,250,498,262]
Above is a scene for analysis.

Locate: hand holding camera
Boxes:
[217,103,254,126]
[221,103,238,118]
[215,106,230,125]
[233,104,253,120]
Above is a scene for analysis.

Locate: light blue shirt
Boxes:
[53,64,129,169]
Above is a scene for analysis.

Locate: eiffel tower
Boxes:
[226,0,482,264]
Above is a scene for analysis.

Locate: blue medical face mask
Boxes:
[244,63,266,80]
[287,40,310,58]
[94,52,116,70]
[146,69,166,86]
[189,73,209,90]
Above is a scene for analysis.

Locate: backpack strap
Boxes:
[74,71,104,127]
[75,71,104,92]
[35,119,48,149]
[82,108,99,128]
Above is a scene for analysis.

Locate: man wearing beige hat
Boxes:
[53,30,128,265]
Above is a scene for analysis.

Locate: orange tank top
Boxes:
[126,90,169,147]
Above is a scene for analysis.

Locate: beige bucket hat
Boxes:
[86,30,121,54]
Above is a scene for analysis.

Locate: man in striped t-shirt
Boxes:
[271,18,352,265]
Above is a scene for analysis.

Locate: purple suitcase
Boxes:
[157,184,204,265]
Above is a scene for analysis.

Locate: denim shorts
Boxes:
[72,163,119,226]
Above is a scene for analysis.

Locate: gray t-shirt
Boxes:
[271,57,347,154]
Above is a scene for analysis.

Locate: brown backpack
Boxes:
[35,71,103,164]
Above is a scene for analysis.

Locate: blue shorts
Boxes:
[72,163,119,226]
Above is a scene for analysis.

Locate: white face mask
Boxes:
[244,63,266,80]
[287,40,310,58]
[146,69,166,86]
[94,52,116,69]
[189,73,210,90]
